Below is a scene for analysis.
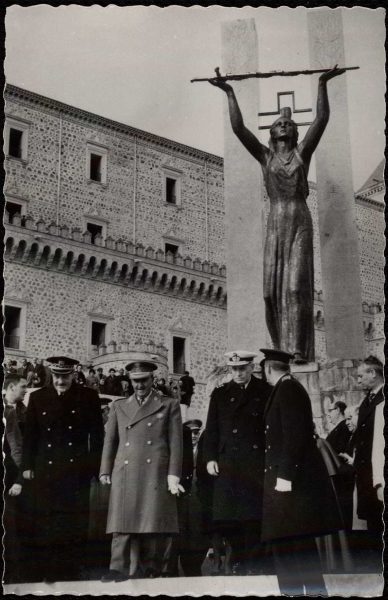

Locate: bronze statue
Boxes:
[210,67,345,362]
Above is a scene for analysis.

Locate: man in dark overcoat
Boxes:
[260,349,342,596]
[353,356,384,561]
[22,356,104,582]
[203,350,272,574]
[326,400,352,455]
[99,360,183,581]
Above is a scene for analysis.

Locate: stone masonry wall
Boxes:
[5,95,225,265]
[356,202,385,304]
[5,261,227,417]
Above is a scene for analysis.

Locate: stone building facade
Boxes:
[4,85,384,423]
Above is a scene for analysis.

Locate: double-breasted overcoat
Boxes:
[203,376,272,522]
[261,374,341,542]
[353,387,384,521]
[100,390,182,534]
[22,384,104,548]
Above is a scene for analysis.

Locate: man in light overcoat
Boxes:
[99,360,183,581]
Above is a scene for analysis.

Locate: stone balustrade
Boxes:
[4,217,227,307]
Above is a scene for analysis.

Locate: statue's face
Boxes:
[271,117,295,141]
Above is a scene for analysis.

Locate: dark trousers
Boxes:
[217,520,264,572]
[271,535,327,596]
[30,481,91,581]
[3,495,22,583]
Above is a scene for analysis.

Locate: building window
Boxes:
[4,304,26,350]
[86,143,108,184]
[91,321,106,347]
[161,165,183,206]
[165,242,179,256]
[172,336,186,374]
[87,222,103,244]
[90,154,102,182]
[5,200,26,226]
[8,128,23,159]
[166,177,177,204]
[5,116,30,161]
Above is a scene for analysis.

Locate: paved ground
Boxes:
[3,574,384,596]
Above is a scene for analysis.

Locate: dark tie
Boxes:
[368,392,375,404]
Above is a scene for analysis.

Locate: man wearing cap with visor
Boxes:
[99,360,183,581]
[260,348,341,596]
[21,356,104,582]
[204,350,272,575]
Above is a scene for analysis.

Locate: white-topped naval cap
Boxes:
[224,351,257,366]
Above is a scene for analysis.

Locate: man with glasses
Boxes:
[99,360,183,581]
[326,400,351,456]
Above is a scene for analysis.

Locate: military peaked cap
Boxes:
[225,350,257,366]
[126,360,158,379]
[259,348,294,364]
[46,356,79,374]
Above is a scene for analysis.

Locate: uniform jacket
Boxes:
[262,374,341,542]
[100,389,183,534]
[326,419,352,456]
[21,384,104,550]
[22,383,104,482]
[353,387,384,519]
[203,375,272,522]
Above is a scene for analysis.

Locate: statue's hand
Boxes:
[319,65,346,83]
[209,67,233,93]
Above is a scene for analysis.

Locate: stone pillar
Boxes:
[307,9,365,361]
[222,19,266,351]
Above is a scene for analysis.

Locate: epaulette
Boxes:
[216,381,227,389]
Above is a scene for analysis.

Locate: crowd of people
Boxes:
[3,351,384,594]
[4,358,195,404]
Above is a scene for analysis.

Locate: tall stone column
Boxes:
[307,9,365,361]
[221,19,266,352]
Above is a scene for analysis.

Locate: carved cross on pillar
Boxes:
[258,91,312,129]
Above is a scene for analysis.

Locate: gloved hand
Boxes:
[207,461,219,476]
[167,475,185,496]
[275,477,292,492]
[9,483,22,496]
[99,474,112,485]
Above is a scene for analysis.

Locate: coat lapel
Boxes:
[358,388,384,425]
[263,374,290,419]
[117,390,166,426]
[116,395,141,423]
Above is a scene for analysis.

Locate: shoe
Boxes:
[115,573,130,582]
[144,568,161,578]
[128,568,143,580]
[231,562,246,575]
[101,570,126,582]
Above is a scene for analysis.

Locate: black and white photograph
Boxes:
[3,4,385,596]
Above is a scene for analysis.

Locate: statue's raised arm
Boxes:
[299,66,346,168]
[208,64,348,363]
[209,78,269,166]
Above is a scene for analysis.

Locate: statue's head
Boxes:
[269,107,299,151]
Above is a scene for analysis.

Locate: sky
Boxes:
[5,5,386,190]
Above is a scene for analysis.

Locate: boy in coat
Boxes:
[260,348,341,596]
[99,360,183,581]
